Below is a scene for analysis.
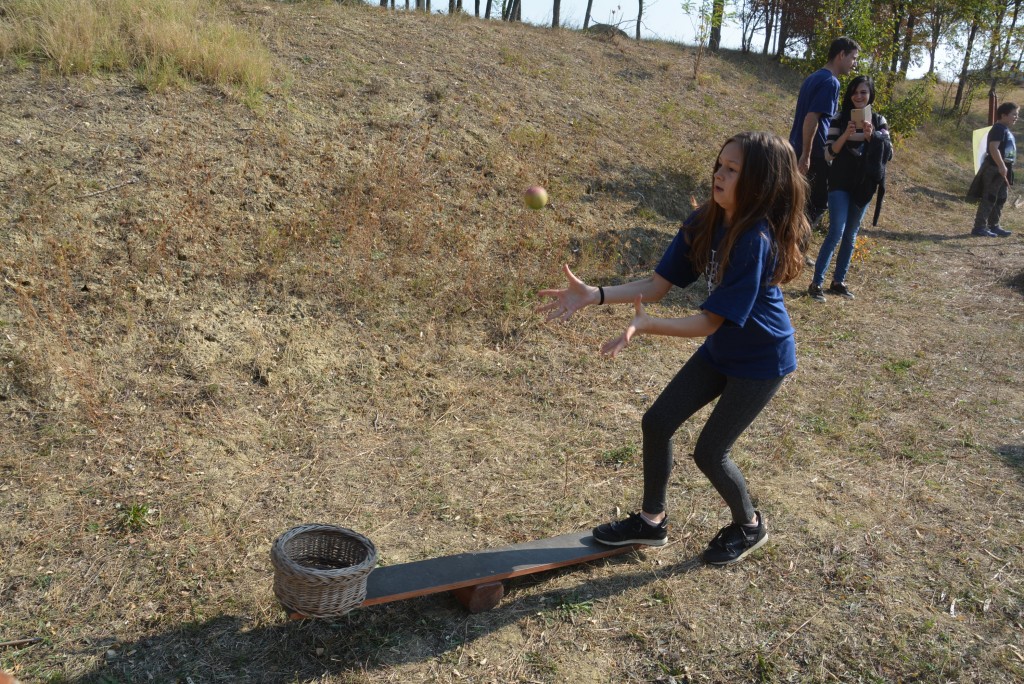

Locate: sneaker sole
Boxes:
[703,532,769,566]
[592,536,667,547]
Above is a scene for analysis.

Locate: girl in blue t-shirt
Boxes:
[537,131,810,565]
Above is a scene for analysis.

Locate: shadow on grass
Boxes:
[70,555,704,684]
[861,227,971,242]
[997,444,1024,474]
[713,49,806,90]
[573,224,706,309]
[576,224,676,281]
[904,184,966,204]
[1004,268,1024,295]
[582,163,703,224]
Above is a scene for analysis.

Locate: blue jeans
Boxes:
[813,190,868,286]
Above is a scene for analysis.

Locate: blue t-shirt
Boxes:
[987,123,1016,165]
[655,216,797,379]
[789,68,840,159]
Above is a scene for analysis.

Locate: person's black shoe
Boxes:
[972,227,997,237]
[990,226,1012,237]
[593,512,668,547]
[828,281,855,299]
[808,284,826,302]
[702,511,768,565]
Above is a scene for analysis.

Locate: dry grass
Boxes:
[0,0,275,98]
[1,3,1023,683]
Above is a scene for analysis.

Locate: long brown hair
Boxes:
[687,131,810,286]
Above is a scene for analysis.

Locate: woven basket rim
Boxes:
[271,523,377,578]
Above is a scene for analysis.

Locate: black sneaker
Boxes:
[972,227,997,237]
[990,226,1012,237]
[593,512,668,547]
[807,284,826,302]
[702,511,768,565]
[828,282,855,299]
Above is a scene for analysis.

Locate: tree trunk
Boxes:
[741,9,754,53]
[636,0,643,40]
[927,11,942,75]
[584,0,594,28]
[475,0,480,16]
[776,4,790,59]
[762,0,776,56]
[709,0,725,50]
[1001,0,1022,72]
[898,13,917,78]
[485,0,492,19]
[449,0,455,13]
[552,0,561,27]
[954,18,980,112]
[890,1,904,73]
[986,4,1008,72]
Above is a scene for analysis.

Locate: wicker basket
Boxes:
[271,524,377,618]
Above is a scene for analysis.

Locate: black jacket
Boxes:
[828,111,893,206]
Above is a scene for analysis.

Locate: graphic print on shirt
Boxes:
[705,249,719,297]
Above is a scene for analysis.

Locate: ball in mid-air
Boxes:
[524,185,548,210]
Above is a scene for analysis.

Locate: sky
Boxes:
[505,0,957,80]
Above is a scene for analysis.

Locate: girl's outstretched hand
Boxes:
[601,295,647,358]
[536,264,596,322]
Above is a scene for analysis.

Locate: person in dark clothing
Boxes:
[789,37,860,229]
[970,102,1017,237]
[538,132,810,566]
[808,76,892,302]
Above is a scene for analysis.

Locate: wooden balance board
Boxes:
[286,531,641,617]
[362,531,640,613]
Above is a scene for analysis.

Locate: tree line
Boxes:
[375,0,1024,120]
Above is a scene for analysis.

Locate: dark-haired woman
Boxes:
[808,76,892,302]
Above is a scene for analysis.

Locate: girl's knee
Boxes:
[691,445,725,471]
[642,407,674,441]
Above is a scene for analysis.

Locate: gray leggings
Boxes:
[641,352,784,524]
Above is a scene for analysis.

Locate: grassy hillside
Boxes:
[2,2,1023,682]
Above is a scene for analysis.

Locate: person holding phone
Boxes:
[808,76,892,302]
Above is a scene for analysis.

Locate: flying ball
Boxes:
[524,185,548,210]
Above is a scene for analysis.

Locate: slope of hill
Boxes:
[1,2,1022,682]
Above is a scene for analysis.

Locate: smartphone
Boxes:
[851,105,871,133]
